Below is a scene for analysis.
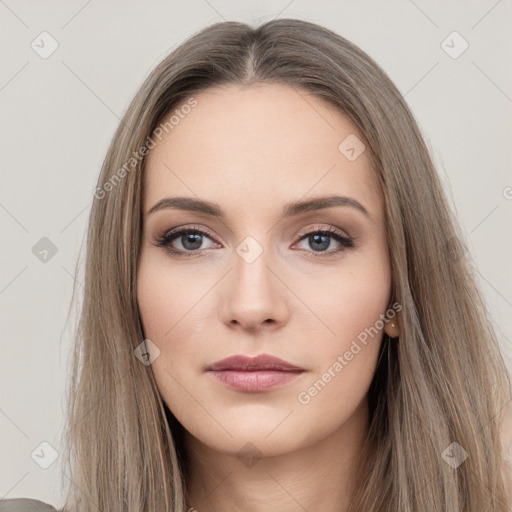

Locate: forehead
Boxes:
[143,83,382,219]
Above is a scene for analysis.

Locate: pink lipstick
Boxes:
[206,353,305,392]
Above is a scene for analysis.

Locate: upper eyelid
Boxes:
[296,224,351,239]
[162,224,218,242]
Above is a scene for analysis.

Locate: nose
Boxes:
[219,245,291,333]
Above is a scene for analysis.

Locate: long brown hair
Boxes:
[61,18,512,511]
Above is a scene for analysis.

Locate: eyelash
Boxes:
[154,224,354,259]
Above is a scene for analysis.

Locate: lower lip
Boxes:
[208,370,304,392]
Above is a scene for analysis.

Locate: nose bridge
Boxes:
[234,242,272,295]
[221,233,289,329]
[232,235,274,303]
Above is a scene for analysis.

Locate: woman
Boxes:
[3,17,511,512]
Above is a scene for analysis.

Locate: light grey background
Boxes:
[1,0,511,507]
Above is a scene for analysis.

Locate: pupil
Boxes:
[310,234,329,251]
[182,233,202,250]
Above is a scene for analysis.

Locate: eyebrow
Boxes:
[147,194,370,220]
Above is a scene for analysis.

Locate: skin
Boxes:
[137,83,397,512]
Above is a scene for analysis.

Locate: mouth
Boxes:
[206,353,305,392]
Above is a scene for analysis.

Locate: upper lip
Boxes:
[206,354,304,372]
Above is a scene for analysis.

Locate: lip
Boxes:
[206,354,305,392]
[206,353,304,372]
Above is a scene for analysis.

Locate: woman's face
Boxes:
[137,83,392,457]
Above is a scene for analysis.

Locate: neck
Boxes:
[183,398,369,512]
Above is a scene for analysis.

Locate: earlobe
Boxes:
[384,320,400,338]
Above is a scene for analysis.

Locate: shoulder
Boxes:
[0,499,58,512]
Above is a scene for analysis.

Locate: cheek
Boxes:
[136,251,211,340]
[136,254,205,411]
[294,247,392,352]
[291,249,391,401]
[291,272,390,439]
[136,251,216,393]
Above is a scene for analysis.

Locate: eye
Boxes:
[154,224,354,258]
[293,226,354,257]
[154,225,219,258]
